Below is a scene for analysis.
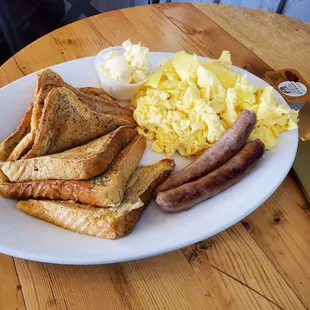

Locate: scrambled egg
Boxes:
[133,51,298,156]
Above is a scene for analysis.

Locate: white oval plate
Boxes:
[0,53,298,264]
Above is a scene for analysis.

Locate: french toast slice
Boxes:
[0,136,146,207]
[17,159,175,239]
[78,87,116,103]
[0,69,64,160]
[0,70,135,161]
[7,132,34,161]
[0,105,33,161]
[30,69,133,132]
[30,68,65,131]
[0,126,137,182]
[24,87,134,158]
[77,87,133,111]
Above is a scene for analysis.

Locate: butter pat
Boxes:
[102,53,132,83]
[99,40,150,84]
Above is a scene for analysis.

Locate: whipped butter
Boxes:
[99,40,150,84]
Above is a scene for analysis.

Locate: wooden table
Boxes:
[1,3,310,309]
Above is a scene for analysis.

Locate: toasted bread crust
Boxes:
[31,69,65,131]
[31,69,133,131]
[0,69,135,162]
[0,136,146,207]
[24,87,135,158]
[78,87,110,98]
[0,127,137,182]
[17,159,175,239]
[78,87,116,104]
[0,104,33,161]
[88,135,146,207]
[77,87,133,112]
[7,132,35,161]
[74,87,133,117]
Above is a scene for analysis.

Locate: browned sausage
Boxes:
[156,139,265,212]
[155,110,256,195]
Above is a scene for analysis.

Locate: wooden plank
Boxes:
[14,259,125,310]
[108,252,216,309]
[193,3,310,82]
[182,222,305,309]
[194,263,280,309]
[49,19,107,60]
[209,271,279,309]
[123,3,271,77]
[11,33,66,75]
[15,252,217,310]
[243,175,310,308]
[283,174,308,209]
[0,254,25,310]
[0,57,26,87]
[85,10,155,50]
[119,4,209,54]
[160,0,309,21]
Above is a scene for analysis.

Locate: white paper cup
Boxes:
[94,46,150,100]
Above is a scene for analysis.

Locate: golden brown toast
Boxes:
[24,87,134,158]
[7,132,34,161]
[17,158,175,239]
[76,87,132,110]
[0,70,65,160]
[0,170,8,182]
[30,68,65,132]
[78,86,109,96]
[0,69,135,161]
[78,87,115,102]
[0,126,137,182]
[0,105,33,161]
[0,136,146,207]
[0,70,135,162]
[78,87,133,112]
[74,87,133,117]
[31,69,133,130]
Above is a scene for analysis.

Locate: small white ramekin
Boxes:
[94,46,150,100]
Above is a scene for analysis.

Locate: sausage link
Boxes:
[155,110,256,195]
[156,139,265,212]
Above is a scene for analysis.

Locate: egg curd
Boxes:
[132,51,298,157]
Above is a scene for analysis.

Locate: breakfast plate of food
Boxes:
[0,40,298,264]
